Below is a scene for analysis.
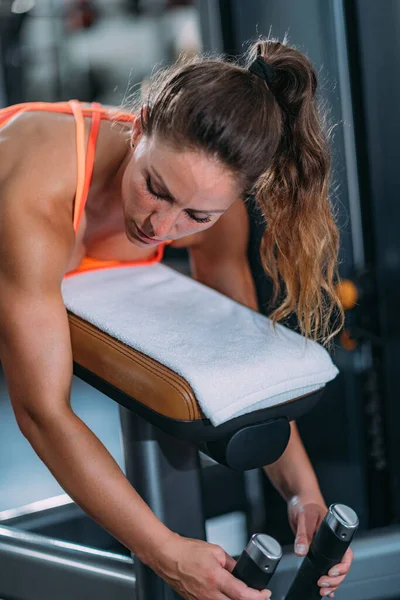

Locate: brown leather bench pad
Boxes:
[68,313,204,421]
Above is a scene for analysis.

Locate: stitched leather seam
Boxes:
[69,314,194,395]
[72,320,196,420]
[72,321,195,420]
[68,313,200,419]
[71,318,195,406]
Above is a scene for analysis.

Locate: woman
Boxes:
[0,37,351,600]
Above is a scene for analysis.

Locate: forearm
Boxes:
[190,247,325,506]
[263,421,325,504]
[21,408,172,566]
[192,257,259,310]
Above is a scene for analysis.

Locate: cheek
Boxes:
[178,218,216,237]
[122,172,154,216]
[198,216,221,232]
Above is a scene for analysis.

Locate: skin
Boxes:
[0,108,351,598]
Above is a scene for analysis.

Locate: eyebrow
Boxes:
[150,166,226,214]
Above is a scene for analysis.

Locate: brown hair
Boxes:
[134,35,345,347]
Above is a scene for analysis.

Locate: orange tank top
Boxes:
[0,100,166,277]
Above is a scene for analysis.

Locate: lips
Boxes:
[134,223,164,244]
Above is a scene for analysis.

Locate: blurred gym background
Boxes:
[1,1,400,597]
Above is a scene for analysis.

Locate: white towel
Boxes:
[62,264,339,426]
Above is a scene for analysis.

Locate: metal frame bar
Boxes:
[0,495,134,599]
[353,0,400,526]
[119,406,206,600]
[195,0,224,53]
[0,42,6,108]
[332,0,365,271]
[0,407,208,600]
[0,525,135,600]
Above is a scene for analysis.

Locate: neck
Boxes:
[112,141,132,191]
[89,131,132,216]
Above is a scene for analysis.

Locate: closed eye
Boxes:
[145,175,169,201]
[145,175,211,224]
[186,212,211,224]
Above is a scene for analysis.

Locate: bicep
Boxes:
[0,197,75,425]
[0,288,74,425]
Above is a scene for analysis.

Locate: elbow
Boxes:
[15,409,34,440]
[14,405,64,442]
[14,407,42,441]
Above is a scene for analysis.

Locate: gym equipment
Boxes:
[233,533,282,590]
[0,263,334,600]
[285,504,359,600]
[270,525,400,600]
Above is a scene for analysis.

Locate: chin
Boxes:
[126,230,142,246]
[125,226,138,244]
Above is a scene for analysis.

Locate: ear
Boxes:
[140,103,150,125]
[131,104,150,146]
[131,113,143,146]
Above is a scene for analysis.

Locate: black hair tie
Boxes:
[248,56,276,88]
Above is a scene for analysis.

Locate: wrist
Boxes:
[134,522,177,569]
[147,531,183,578]
[264,464,325,507]
[288,489,327,510]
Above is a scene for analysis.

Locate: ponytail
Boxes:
[246,38,345,347]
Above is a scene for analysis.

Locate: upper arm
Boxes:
[187,200,259,308]
[188,198,250,282]
[189,198,250,265]
[0,175,75,426]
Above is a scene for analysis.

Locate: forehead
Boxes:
[144,134,239,211]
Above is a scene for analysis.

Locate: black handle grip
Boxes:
[285,504,358,600]
[285,552,340,600]
[232,551,273,591]
[312,520,352,562]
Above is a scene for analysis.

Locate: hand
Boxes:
[288,496,354,598]
[151,532,272,600]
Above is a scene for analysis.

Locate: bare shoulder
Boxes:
[0,113,78,289]
[0,111,78,188]
[0,188,75,293]
[0,110,80,225]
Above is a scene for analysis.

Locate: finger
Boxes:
[319,573,346,588]
[327,563,349,577]
[220,569,271,600]
[294,509,309,556]
[330,547,353,573]
[223,552,237,573]
[341,547,354,568]
[327,560,351,577]
[320,587,338,598]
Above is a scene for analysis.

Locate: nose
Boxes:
[148,210,178,240]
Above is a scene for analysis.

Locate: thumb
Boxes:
[294,509,309,556]
[223,551,237,573]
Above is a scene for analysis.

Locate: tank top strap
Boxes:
[69,100,87,232]
[75,102,102,233]
[0,104,31,129]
